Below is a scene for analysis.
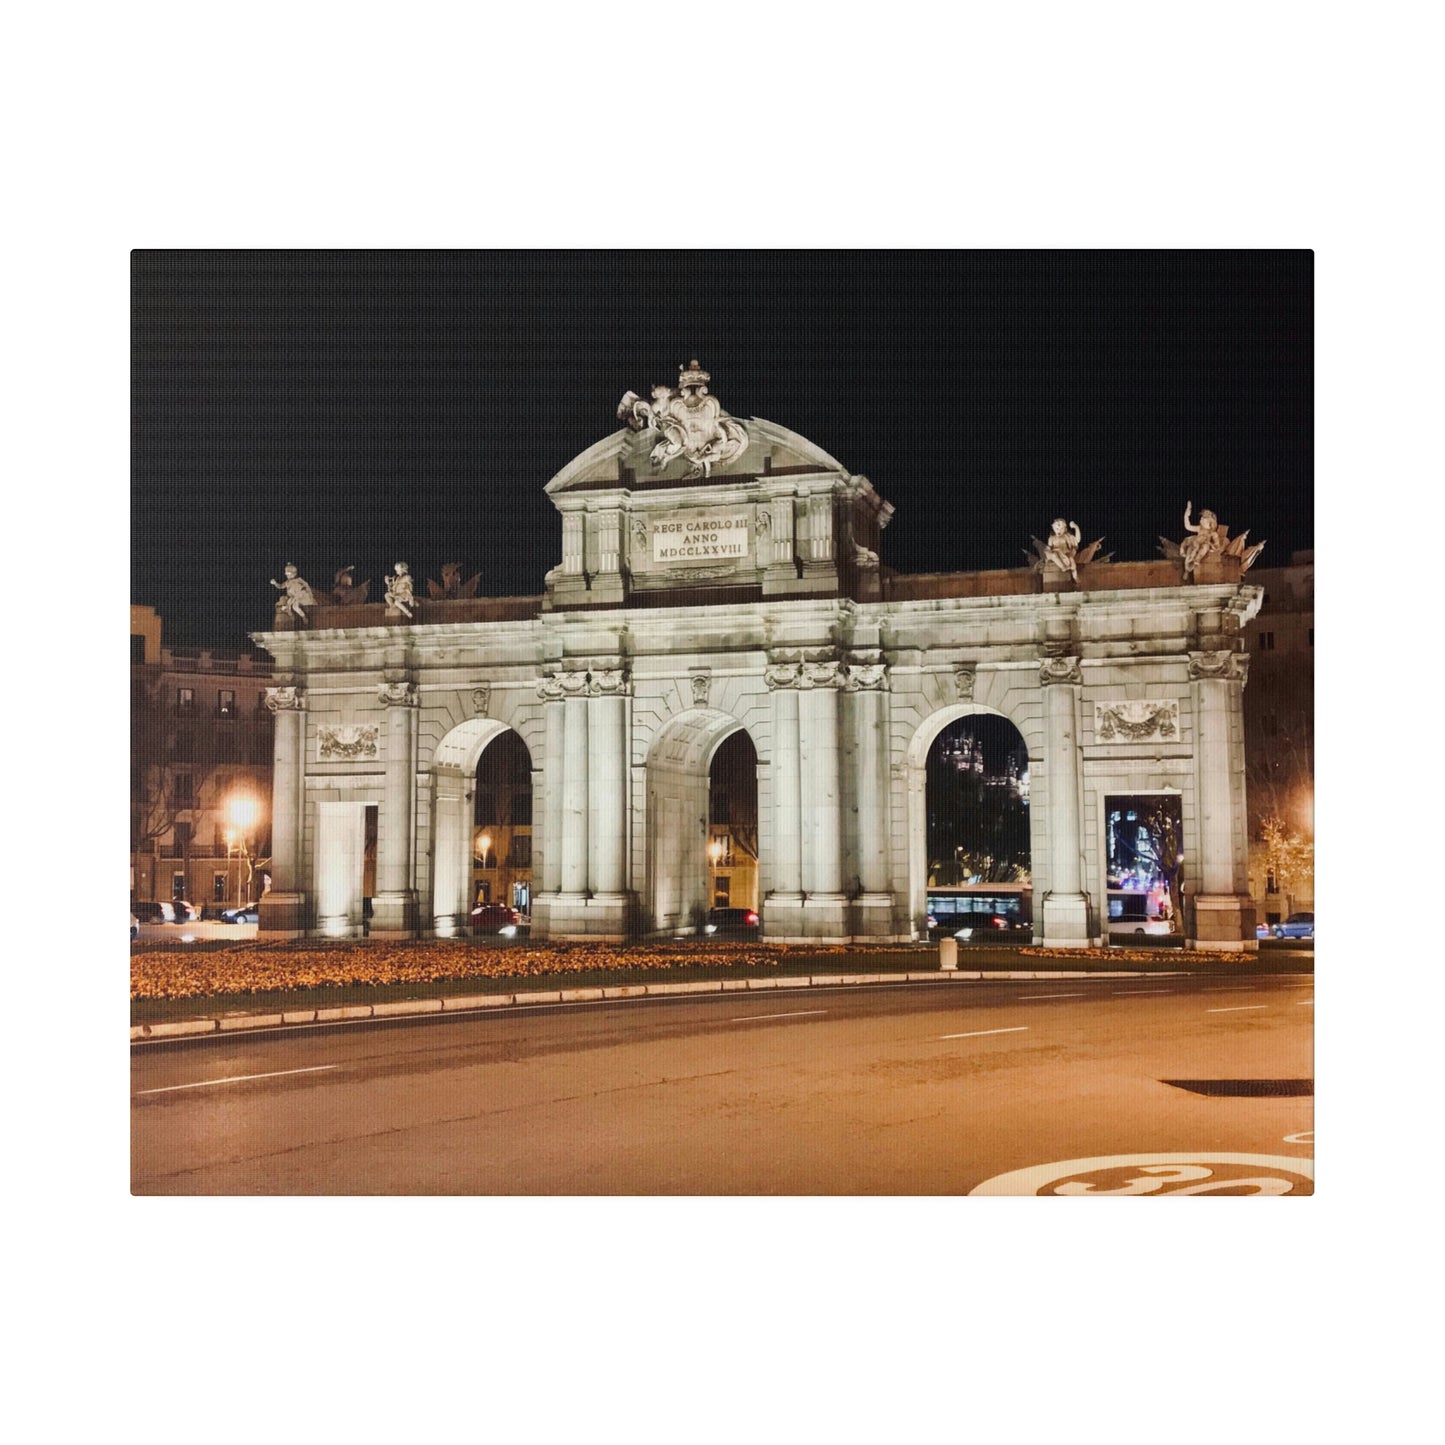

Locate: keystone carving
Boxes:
[377,682,418,708]
[691,672,711,705]
[953,664,977,701]
[471,685,491,717]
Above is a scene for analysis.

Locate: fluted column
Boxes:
[1039,656,1091,946]
[538,680,565,895]
[848,662,892,897]
[259,686,306,933]
[559,670,590,896]
[799,661,844,898]
[372,681,418,934]
[1189,650,1256,949]
[588,668,629,897]
[766,662,803,900]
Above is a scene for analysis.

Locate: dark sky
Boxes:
[132,250,1313,649]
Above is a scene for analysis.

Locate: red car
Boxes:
[471,902,523,935]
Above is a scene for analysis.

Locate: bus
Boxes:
[1106,885,1173,937]
[926,883,1032,939]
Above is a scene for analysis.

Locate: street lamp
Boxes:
[478,832,493,870]
[226,794,259,906]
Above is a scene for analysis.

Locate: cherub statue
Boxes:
[1162,503,1265,577]
[329,565,371,605]
[1179,501,1226,576]
[426,562,481,600]
[384,561,415,618]
[1027,520,1108,580]
[270,563,316,622]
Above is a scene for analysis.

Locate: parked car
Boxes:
[1107,917,1174,938]
[220,905,260,924]
[1256,922,1273,940]
[471,902,523,936]
[133,901,168,924]
[705,907,761,937]
[130,913,139,940]
[1273,911,1314,939]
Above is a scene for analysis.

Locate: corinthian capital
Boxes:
[377,682,419,707]
[265,685,306,713]
[1189,650,1248,682]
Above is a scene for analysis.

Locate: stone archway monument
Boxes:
[254,361,1263,950]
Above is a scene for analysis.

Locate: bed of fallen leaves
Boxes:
[128,938,915,1001]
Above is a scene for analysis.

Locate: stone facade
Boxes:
[253,385,1264,950]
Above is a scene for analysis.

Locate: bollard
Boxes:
[939,937,958,971]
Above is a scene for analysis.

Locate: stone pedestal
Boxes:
[1189,895,1259,952]
[257,891,307,936]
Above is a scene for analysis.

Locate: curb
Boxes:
[130,969,1192,1041]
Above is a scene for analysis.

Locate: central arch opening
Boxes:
[644,708,759,936]
[923,712,1032,939]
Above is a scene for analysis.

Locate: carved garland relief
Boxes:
[1094,700,1180,741]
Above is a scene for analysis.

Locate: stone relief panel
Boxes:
[1094,700,1180,741]
[318,723,380,761]
[377,682,419,708]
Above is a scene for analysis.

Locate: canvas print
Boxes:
[130,250,1313,1194]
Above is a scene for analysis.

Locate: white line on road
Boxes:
[1297,1000,1314,1005]
[939,1026,1029,1040]
[1206,1005,1269,1013]
[136,1065,337,1095]
[1202,986,1257,992]
[1018,992,1087,1000]
[729,1010,828,1023]
[1114,989,1175,995]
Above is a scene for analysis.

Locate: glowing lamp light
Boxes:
[227,795,259,832]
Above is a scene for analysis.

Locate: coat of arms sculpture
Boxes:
[617,359,749,479]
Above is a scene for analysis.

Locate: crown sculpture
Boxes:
[617,359,750,479]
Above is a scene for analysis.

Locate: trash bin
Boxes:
[939,938,958,971]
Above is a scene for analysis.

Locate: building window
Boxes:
[509,834,532,867]
[512,791,533,826]
[174,773,192,805]
[174,728,195,762]
[474,789,497,826]
[214,732,235,763]
[218,689,237,718]
[214,873,227,901]
[173,872,187,899]
[1258,632,1275,651]
[177,687,195,714]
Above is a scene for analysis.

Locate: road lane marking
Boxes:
[1018,992,1087,1000]
[1202,986,1257,992]
[728,1009,828,1023]
[136,1065,337,1095]
[939,1026,1029,1040]
[1114,989,1175,995]
[1297,999,1314,1005]
[1206,1005,1268,1013]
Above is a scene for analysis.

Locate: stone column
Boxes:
[848,661,893,933]
[559,670,590,897]
[371,681,418,935]
[538,679,565,896]
[587,668,629,899]
[1039,656,1091,946]
[259,686,306,934]
[766,661,804,904]
[1189,650,1257,949]
[798,659,847,938]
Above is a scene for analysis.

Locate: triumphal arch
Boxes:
[254,362,1263,949]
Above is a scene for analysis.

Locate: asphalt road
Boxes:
[130,974,1314,1195]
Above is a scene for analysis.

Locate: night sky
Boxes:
[132,250,1313,649]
